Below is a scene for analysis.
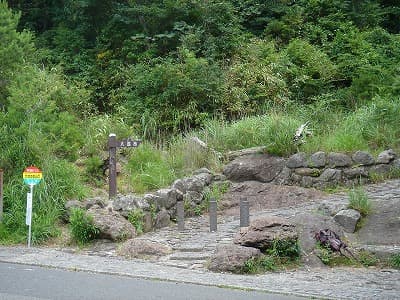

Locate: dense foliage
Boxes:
[1,0,400,244]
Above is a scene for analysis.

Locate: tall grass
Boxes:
[199,113,301,156]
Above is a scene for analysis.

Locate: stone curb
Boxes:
[1,246,399,299]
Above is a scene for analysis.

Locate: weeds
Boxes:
[69,208,99,245]
[348,187,372,217]
[127,209,145,234]
[389,253,400,269]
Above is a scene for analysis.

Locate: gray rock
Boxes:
[226,146,267,161]
[208,245,262,273]
[234,216,298,251]
[318,168,342,183]
[369,164,392,175]
[87,206,136,241]
[112,195,149,217]
[154,209,171,229]
[184,190,203,205]
[287,152,307,169]
[334,209,361,233]
[171,179,186,193]
[212,173,227,182]
[327,152,352,167]
[352,151,375,166]
[343,167,369,179]
[154,188,180,210]
[223,154,285,183]
[318,200,348,216]
[308,151,326,168]
[118,239,172,259]
[377,149,396,164]
[272,166,292,185]
[301,176,314,188]
[84,197,107,209]
[292,212,344,266]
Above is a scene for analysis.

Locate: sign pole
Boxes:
[23,165,43,248]
[26,185,33,248]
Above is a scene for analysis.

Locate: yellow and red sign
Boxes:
[23,166,42,186]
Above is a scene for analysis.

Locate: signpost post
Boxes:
[23,166,42,248]
[108,134,141,199]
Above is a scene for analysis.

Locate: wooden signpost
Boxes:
[108,134,141,199]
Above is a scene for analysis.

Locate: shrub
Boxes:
[69,208,99,245]
[348,187,372,217]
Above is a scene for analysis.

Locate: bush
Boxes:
[348,187,372,217]
[69,208,99,245]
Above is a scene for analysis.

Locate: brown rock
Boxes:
[118,239,172,259]
[234,216,298,251]
[208,244,262,273]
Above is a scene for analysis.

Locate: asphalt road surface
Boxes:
[0,262,304,300]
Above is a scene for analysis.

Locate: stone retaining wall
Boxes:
[223,149,400,190]
[285,149,399,189]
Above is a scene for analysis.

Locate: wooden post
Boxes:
[108,134,117,199]
[177,200,185,232]
[240,197,249,228]
[0,169,3,223]
[209,197,217,232]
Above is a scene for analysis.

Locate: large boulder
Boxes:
[208,244,262,273]
[118,239,172,259]
[87,206,136,241]
[223,154,285,183]
[334,209,361,233]
[234,216,298,251]
[291,212,344,268]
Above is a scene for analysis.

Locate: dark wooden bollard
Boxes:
[240,197,249,227]
[209,198,217,232]
[177,200,185,231]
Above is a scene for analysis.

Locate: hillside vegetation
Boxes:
[0,0,399,244]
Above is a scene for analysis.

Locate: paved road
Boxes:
[0,262,301,300]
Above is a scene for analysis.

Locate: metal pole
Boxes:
[27,185,33,248]
[209,198,217,232]
[0,169,3,223]
[177,200,185,231]
[108,133,117,199]
[240,197,249,227]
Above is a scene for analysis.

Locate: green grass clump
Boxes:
[389,253,400,269]
[69,208,99,245]
[348,187,372,217]
[242,239,300,274]
[127,209,145,234]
